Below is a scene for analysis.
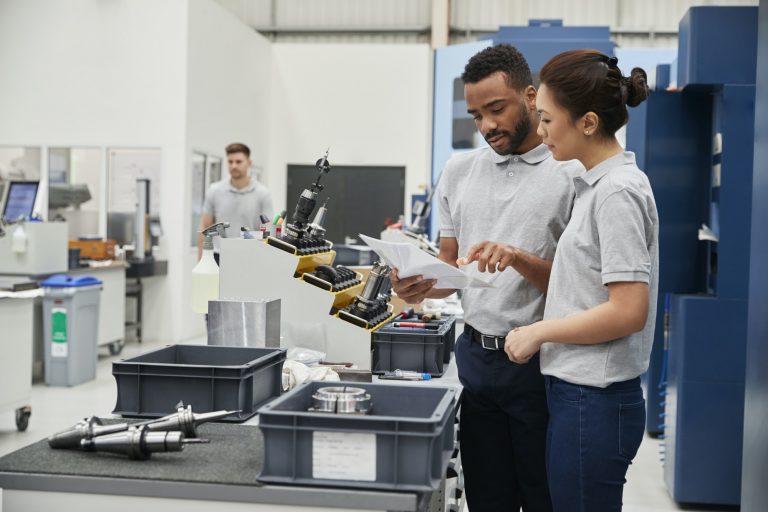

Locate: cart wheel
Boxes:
[15,406,31,432]
[108,340,125,356]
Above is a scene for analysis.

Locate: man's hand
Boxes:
[390,269,437,305]
[457,241,519,273]
[504,323,544,364]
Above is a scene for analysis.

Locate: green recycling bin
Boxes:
[42,275,103,386]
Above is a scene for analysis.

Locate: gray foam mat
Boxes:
[0,421,264,485]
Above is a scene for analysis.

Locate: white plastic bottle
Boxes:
[191,222,228,314]
[11,223,28,254]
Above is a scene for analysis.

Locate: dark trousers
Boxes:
[545,375,645,512]
[456,327,552,512]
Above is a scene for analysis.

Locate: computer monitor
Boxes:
[1,180,40,223]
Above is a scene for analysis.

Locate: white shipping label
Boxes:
[51,343,68,358]
[312,431,376,481]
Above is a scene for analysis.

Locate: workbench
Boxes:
[0,422,442,512]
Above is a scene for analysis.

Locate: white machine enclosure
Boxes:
[219,238,373,370]
[0,222,68,275]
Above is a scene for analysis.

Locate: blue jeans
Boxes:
[545,375,645,512]
[456,328,552,512]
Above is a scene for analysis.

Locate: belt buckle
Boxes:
[480,334,504,350]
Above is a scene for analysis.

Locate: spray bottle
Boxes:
[192,222,229,314]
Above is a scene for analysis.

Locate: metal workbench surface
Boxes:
[0,422,429,511]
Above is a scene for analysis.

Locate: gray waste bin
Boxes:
[41,274,102,386]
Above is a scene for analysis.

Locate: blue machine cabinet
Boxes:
[660,7,758,505]
[625,87,711,436]
[664,83,756,507]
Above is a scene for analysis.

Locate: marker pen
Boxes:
[392,322,440,330]
[379,370,431,381]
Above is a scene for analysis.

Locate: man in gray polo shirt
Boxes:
[197,143,274,261]
[390,45,580,512]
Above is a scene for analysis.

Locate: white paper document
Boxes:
[312,431,376,481]
[359,234,494,289]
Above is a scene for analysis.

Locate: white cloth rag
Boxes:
[282,360,340,391]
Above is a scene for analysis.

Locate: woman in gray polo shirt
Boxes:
[503,50,658,511]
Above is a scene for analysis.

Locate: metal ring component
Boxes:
[309,386,373,414]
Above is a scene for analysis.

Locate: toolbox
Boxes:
[257,381,457,491]
[112,345,286,422]
[372,316,456,376]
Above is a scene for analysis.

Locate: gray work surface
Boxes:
[0,421,426,511]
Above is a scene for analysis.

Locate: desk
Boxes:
[0,422,440,512]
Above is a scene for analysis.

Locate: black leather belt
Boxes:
[465,324,507,351]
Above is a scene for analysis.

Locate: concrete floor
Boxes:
[0,335,734,512]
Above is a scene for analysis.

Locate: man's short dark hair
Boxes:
[461,44,533,90]
[225,143,250,158]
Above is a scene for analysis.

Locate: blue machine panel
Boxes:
[663,84,756,506]
[665,296,748,505]
[742,1,768,510]
[678,6,758,88]
[656,6,759,506]
[625,90,711,435]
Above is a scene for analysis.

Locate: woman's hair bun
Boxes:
[625,67,650,107]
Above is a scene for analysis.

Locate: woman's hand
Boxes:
[505,323,544,364]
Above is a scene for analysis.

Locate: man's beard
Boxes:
[485,102,531,155]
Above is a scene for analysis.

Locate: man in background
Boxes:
[197,143,273,263]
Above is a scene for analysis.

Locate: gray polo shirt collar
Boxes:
[576,151,636,187]
[490,142,551,165]
[228,178,257,194]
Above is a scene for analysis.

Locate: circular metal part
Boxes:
[310,386,373,414]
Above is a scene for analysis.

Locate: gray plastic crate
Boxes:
[112,345,286,422]
[373,316,456,376]
[257,381,457,491]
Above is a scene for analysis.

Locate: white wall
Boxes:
[0,1,430,343]
[182,0,274,340]
[268,43,433,219]
[0,0,188,343]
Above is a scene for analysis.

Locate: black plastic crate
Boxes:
[257,381,457,491]
[112,344,286,422]
[372,316,456,376]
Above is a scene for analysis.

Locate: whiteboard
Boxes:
[107,148,162,214]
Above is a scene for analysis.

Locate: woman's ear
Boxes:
[581,111,600,136]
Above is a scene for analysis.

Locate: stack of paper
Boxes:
[359,234,493,289]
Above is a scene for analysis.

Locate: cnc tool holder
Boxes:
[219,239,393,370]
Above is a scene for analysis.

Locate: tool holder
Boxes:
[219,238,394,370]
